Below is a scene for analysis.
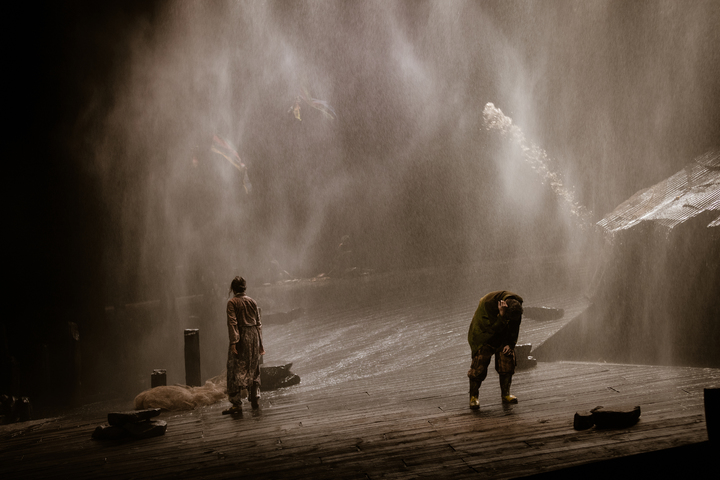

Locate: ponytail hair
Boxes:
[229,276,246,296]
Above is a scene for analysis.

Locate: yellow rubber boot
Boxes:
[469,380,481,409]
[500,376,518,404]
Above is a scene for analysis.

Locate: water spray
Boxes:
[482,102,612,300]
[482,102,596,231]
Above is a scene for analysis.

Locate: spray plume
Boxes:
[482,102,596,231]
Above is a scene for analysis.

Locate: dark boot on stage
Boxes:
[250,383,261,410]
[500,375,517,404]
[469,380,481,410]
[222,404,242,415]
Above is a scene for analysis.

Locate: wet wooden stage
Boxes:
[2,260,717,478]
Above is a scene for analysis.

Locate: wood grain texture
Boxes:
[2,258,717,478]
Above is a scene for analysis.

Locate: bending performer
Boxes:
[467,290,524,409]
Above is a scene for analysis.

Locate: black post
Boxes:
[184,329,201,387]
[151,369,167,388]
[706,388,719,442]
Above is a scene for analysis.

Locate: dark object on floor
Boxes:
[0,394,16,424]
[523,307,564,321]
[573,405,642,430]
[515,344,537,369]
[573,411,594,430]
[0,395,32,424]
[17,397,33,421]
[151,369,167,388]
[591,405,641,429]
[122,419,167,439]
[260,363,301,390]
[92,408,167,440]
[108,408,161,426]
[705,387,719,442]
[91,424,126,440]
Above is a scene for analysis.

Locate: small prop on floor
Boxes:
[92,408,167,440]
[573,410,595,430]
[260,363,301,390]
[523,306,565,321]
[515,344,537,369]
[573,405,641,430]
[0,395,33,424]
[151,369,167,388]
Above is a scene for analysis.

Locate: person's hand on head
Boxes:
[498,300,508,317]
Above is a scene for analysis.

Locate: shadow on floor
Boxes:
[516,441,715,479]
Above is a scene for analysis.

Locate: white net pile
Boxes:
[134,374,227,411]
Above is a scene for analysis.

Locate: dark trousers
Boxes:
[468,344,516,395]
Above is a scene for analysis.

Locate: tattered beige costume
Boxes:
[226,293,263,408]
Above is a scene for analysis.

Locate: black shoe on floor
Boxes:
[222,405,242,415]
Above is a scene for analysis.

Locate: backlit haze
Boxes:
[31,0,720,394]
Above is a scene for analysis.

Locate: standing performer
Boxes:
[223,276,265,415]
[467,290,524,409]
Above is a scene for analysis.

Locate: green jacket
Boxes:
[467,290,524,354]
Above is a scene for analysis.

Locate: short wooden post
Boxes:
[184,329,201,387]
[151,369,167,388]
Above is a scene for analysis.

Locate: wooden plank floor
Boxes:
[2,258,717,478]
[1,361,716,479]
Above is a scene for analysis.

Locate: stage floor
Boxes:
[2,258,717,478]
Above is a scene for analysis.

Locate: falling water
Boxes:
[26,0,720,408]
[482,102,596,231]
